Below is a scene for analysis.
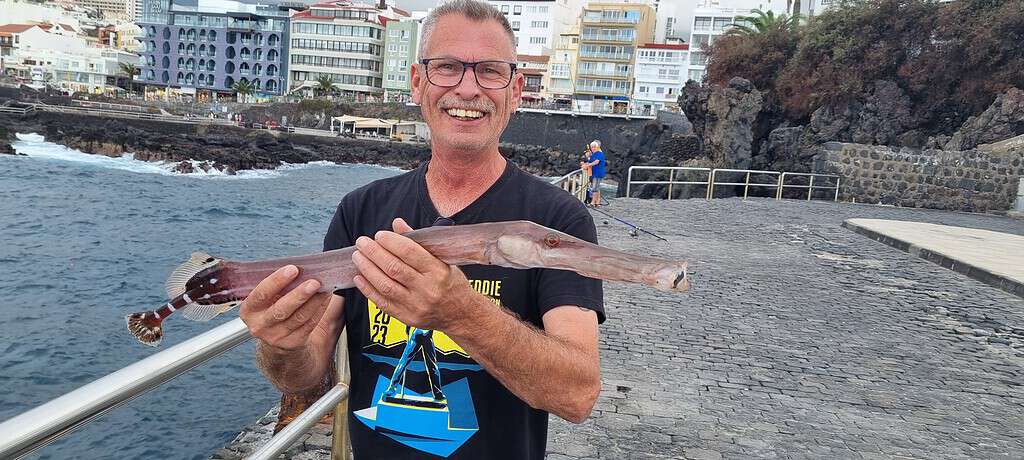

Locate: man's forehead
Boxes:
[425,15,515,60]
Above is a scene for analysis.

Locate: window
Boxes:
[529,37,546,44]
[530,21,548,28]
[655,87,664,94]
[538,6,548,13]
[513,5,521,15]
[399,59,407,68]
[388,74,395,81]
[389,29,400,37]
[511,21,519,31]
[694,17,711,31]
[501,5,508,13]
[388,58,395,68]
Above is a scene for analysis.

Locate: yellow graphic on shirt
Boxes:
[367,278,502,358]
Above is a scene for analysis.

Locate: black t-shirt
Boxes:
[323,160,605,459]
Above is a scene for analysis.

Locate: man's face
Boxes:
[411,14,523,154]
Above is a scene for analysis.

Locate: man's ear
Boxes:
[508,72,524,112]
[410,63,423,104]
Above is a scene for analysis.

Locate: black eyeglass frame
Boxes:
[419,58,519,89]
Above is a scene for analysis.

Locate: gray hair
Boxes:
[418,0,517,60]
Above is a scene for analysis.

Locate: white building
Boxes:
[488,0,583,56]
[651,0,683,42]
[633,42,686,114]
[288,1,406,100]
[686,0,787,83]
[0,22,138,93]
[546,25,577,106]
[0,0,85,30]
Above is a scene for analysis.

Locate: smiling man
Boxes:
[239,1,604,458]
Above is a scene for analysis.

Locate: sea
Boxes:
[0,133,403,459]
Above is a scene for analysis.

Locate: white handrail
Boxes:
[247,383,350,460]
[0,319,253,459]
[626,166,841,202]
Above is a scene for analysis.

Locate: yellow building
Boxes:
[574,2,655,114]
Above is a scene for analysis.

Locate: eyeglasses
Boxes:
[420,58,518,90]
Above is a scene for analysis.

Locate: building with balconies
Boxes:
[573,2,655,114]
[381,16,417,102]
[286,1,406,100]
[546,25,578,107]
[633,42,686,114]
[137,0,292,100]
[488,0,584,57]
[516,53,548,103]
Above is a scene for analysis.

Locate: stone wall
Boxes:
[813,136,1024,212]
[501,111,650,156]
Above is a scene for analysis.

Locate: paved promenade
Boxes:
[216,198,1024,459]
[548,198,1024,460]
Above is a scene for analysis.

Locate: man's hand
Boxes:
[240,265,342,351]
[240,265,345,392]
[351,218,475,331]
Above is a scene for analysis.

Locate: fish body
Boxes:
[126,220,690,346]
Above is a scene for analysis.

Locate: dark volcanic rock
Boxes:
[943,87,1024,150]
[807,80,914,146]
[705,77,763,169]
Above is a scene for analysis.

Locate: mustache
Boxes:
[437,96,495,113]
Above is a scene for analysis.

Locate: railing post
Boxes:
[834,177,841,202]
[707,169,715,199]
[331,327,351,460]
[777,173,785,200]
[807,175,815,201]
[743,171,751,199]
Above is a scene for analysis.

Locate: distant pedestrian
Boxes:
[582,140,607,206]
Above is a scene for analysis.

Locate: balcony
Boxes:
[524,84,542,93]
[580,33,634,43]
[577,69,631,79]
[582,13,640,25]
[578,52,632,61]
[575,86,631,96]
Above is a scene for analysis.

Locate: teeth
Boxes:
[446,108,484,119]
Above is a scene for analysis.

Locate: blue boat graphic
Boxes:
[355,375,479,457]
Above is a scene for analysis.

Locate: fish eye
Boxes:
[544,234,560,248]
[205,257,215,263]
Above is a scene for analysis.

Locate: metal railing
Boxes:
[625,166,712,199]
[551,168,591,203]
[625,166,841,202]
[0,318,352,459]
[708,169,782,199]
[777,172,841,201]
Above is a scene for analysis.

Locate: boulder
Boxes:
[705,77,763,169]
[943,87,1024,150]
[807,80,914,146]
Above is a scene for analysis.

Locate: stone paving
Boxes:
[547,198,1024,460]
[219,198,1024,459]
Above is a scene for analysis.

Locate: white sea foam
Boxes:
[10,133,335,179]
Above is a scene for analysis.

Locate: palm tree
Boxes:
[728,9,800,36]
[314,74,336,98]
[118,62,140,96]
[232,79,255,102]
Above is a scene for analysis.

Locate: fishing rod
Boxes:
[588,205,669,241]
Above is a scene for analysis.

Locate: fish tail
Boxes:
[126,310,164,347]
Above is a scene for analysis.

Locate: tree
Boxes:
[728,9,800,36]
[118,62,140,96]
[314,75,336,98]
[706,9,802,91]
[232,79,255,102]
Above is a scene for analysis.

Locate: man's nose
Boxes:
[452,66,483,97]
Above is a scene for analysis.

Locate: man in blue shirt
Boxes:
[583,140,607,207]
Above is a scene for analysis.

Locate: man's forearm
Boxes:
[255,340,331,393]
[444,295,600,423]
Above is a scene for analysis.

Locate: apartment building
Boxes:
[489,0,583,56]
[632,42,686,114]
[0,23,138,93]
[381,17,417,101]
[516,53,548,102]
[288,1,404,100]
[546,25,578,106]
[573,2,655,114]
[72,0,137,21]
[137,0,292,99]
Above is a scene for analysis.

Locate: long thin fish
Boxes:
[126,220,690,346]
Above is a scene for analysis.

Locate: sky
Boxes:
[394,0,443,13]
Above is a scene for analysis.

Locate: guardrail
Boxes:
[0,105,37,116]
[0,318,352,459]
[551,168,591,203]
[625,166,712,199]
[625,166,840,202]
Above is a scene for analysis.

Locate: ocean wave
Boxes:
[10,133,332,179]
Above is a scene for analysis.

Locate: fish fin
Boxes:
[180,301,239,322]
[126,311,164,347]
[165,251,217,299]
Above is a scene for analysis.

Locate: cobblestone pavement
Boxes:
[547,198,1024,460]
